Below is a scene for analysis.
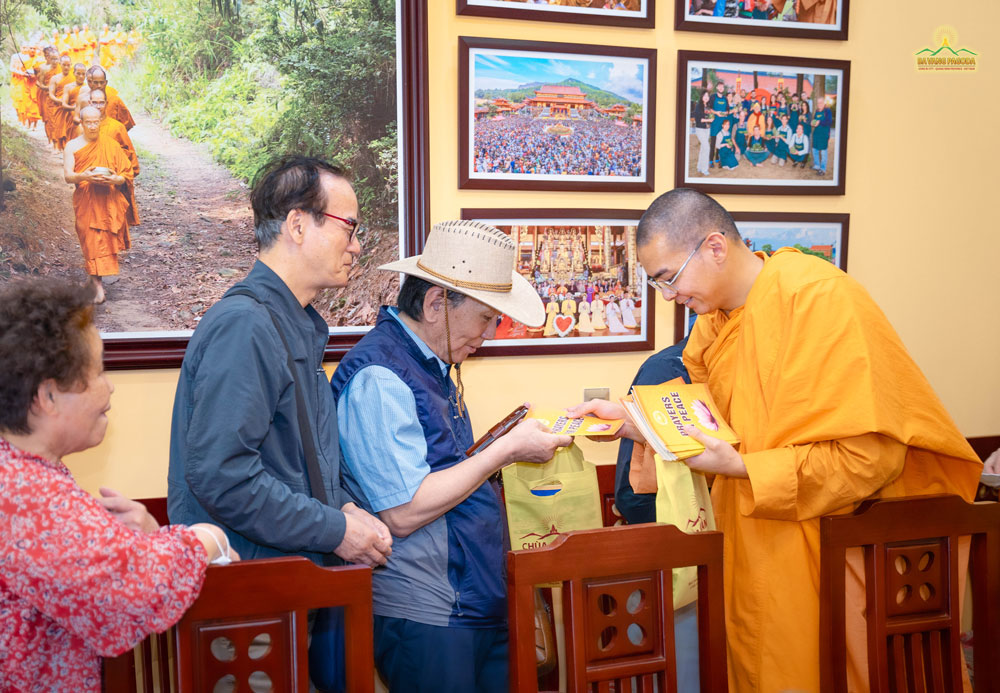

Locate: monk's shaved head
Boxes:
[637,188,740,250]
[80,105,100,119]
[86,65,107,79]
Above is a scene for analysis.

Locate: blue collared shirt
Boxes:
[336,308,447,512]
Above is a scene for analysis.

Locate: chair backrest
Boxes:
[596,464,625,527]
[507,523,727,692]
[819,494,1000,693]
[103,556,373,693]
[134,496,170,526]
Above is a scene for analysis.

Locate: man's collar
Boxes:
[385,307,449,377]
[245,260,318,329]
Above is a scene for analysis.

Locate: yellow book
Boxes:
[527,408,624,437]
[621,383,739,461]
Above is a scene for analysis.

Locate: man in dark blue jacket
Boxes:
[168,156,391,567]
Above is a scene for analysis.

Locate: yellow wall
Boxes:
[70,1,1000,497]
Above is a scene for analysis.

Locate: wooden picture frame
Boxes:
[457,0,655,29]
[85,2,431,369]
[459,37,656,193]
[674,212,850,342]
[676,50,849,196]
[675,0,848,40]
[461,208,655,356]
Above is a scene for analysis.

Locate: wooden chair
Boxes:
[103,557,373,692]
[819,494,1000,693]
[508,523,728,692]
[101,497,174,692]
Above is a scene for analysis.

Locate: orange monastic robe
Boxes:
[72,134,134,276]
[51,73,77,148]
[38,64,61,141]
[99,117,140,225]
[682,248,982,692]
[105,85,135,131]
[798,0,837,24]
[21,55,41,123]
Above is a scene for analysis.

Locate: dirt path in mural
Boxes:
[1,108,399,333]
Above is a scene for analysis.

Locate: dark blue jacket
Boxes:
[168,261,348,562]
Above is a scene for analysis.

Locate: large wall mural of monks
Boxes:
[1,0,401,335]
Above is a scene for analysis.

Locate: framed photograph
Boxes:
[457,0,655,29]
[673,212,850,342]
[676,50,849,195]
[459,37,656,192]
[676,0,848,40]
[1,2,430,369]
[460,209,655,356]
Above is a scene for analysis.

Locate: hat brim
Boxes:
[378,257,545,327]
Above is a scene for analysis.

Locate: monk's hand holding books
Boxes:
[678,425,748,479]
[620,380,747,478]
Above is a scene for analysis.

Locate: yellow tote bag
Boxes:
[502,443,604,551]
[654,453,716,609]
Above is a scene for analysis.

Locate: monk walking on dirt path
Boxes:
[63,106,134,304]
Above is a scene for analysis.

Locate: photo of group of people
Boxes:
[679,0,845,39]
[461,39,654,191]
[462,213,651,353]
[458,0,652,28]
[679,55,846,190]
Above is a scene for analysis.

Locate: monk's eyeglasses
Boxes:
[646,235,707,298]
[321,212,362,244]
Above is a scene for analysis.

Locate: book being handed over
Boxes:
[621,380,740,461]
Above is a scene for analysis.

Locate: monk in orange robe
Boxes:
[60,63,87,138]
[9,48,29,124]
[51,59,83,150]
[64,106,133,303]
[21,47,42,128]
[87,87,140,226]
[571,189,982,692]
[85,65,135,130]
[37,48,61,145]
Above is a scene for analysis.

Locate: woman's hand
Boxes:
[97,487,159,533]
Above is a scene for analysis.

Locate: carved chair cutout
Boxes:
[103,556,373,693]
[508,523,727,692]
[820,494,1000,693]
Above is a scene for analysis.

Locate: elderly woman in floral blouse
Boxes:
[0,278,237,692]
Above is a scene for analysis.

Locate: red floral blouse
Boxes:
[0,439,208,692]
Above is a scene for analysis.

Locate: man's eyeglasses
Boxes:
[321,212,362,244]
[646,235,707,298]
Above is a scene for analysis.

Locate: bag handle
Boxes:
[226,287,338,567]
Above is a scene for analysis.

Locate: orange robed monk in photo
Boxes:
[52,61,86,151]
[86,88,139,227]
[63,106,134,304]
[568,188,983,692]
[85,65,134,130]
[37,47,62,147]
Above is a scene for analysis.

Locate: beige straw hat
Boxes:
[379,220,544,327]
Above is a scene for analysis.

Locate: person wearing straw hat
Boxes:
[331,220,572,693]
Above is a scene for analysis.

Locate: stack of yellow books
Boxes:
[621,380,740,461]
